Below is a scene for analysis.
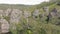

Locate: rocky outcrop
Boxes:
[0,9,23,33]
[10,9,22,24]
[4,8,12,17]
[0,6,60,33]
[24,10,31,18]
[0,18,9,33]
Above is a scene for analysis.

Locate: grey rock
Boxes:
[0,18,9,33]
[10,9,22,23]
[33,9,39,16]
[33,9,40,19]
[24,11,31,18]
[51,8,57,17]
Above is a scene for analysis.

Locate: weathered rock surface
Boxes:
[0,7,60,33]
[33,9,39,16]
[32,9,40,19]
[0,18,9,33]
[24,11,31,18]
[50,8,58,18]
[10,9,22,23]
[4,8,12,17]
[0,9,23,33]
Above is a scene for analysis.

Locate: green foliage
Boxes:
[3,16,10,21]
[1,0,60,34]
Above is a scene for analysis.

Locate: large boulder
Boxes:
[0,18,9,33]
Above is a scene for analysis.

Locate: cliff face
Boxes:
[0,8,32,33]
[0,1,60,34]
[0,7,59,33]
[0,6,60,33]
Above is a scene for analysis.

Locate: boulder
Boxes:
[0,18,9,33]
